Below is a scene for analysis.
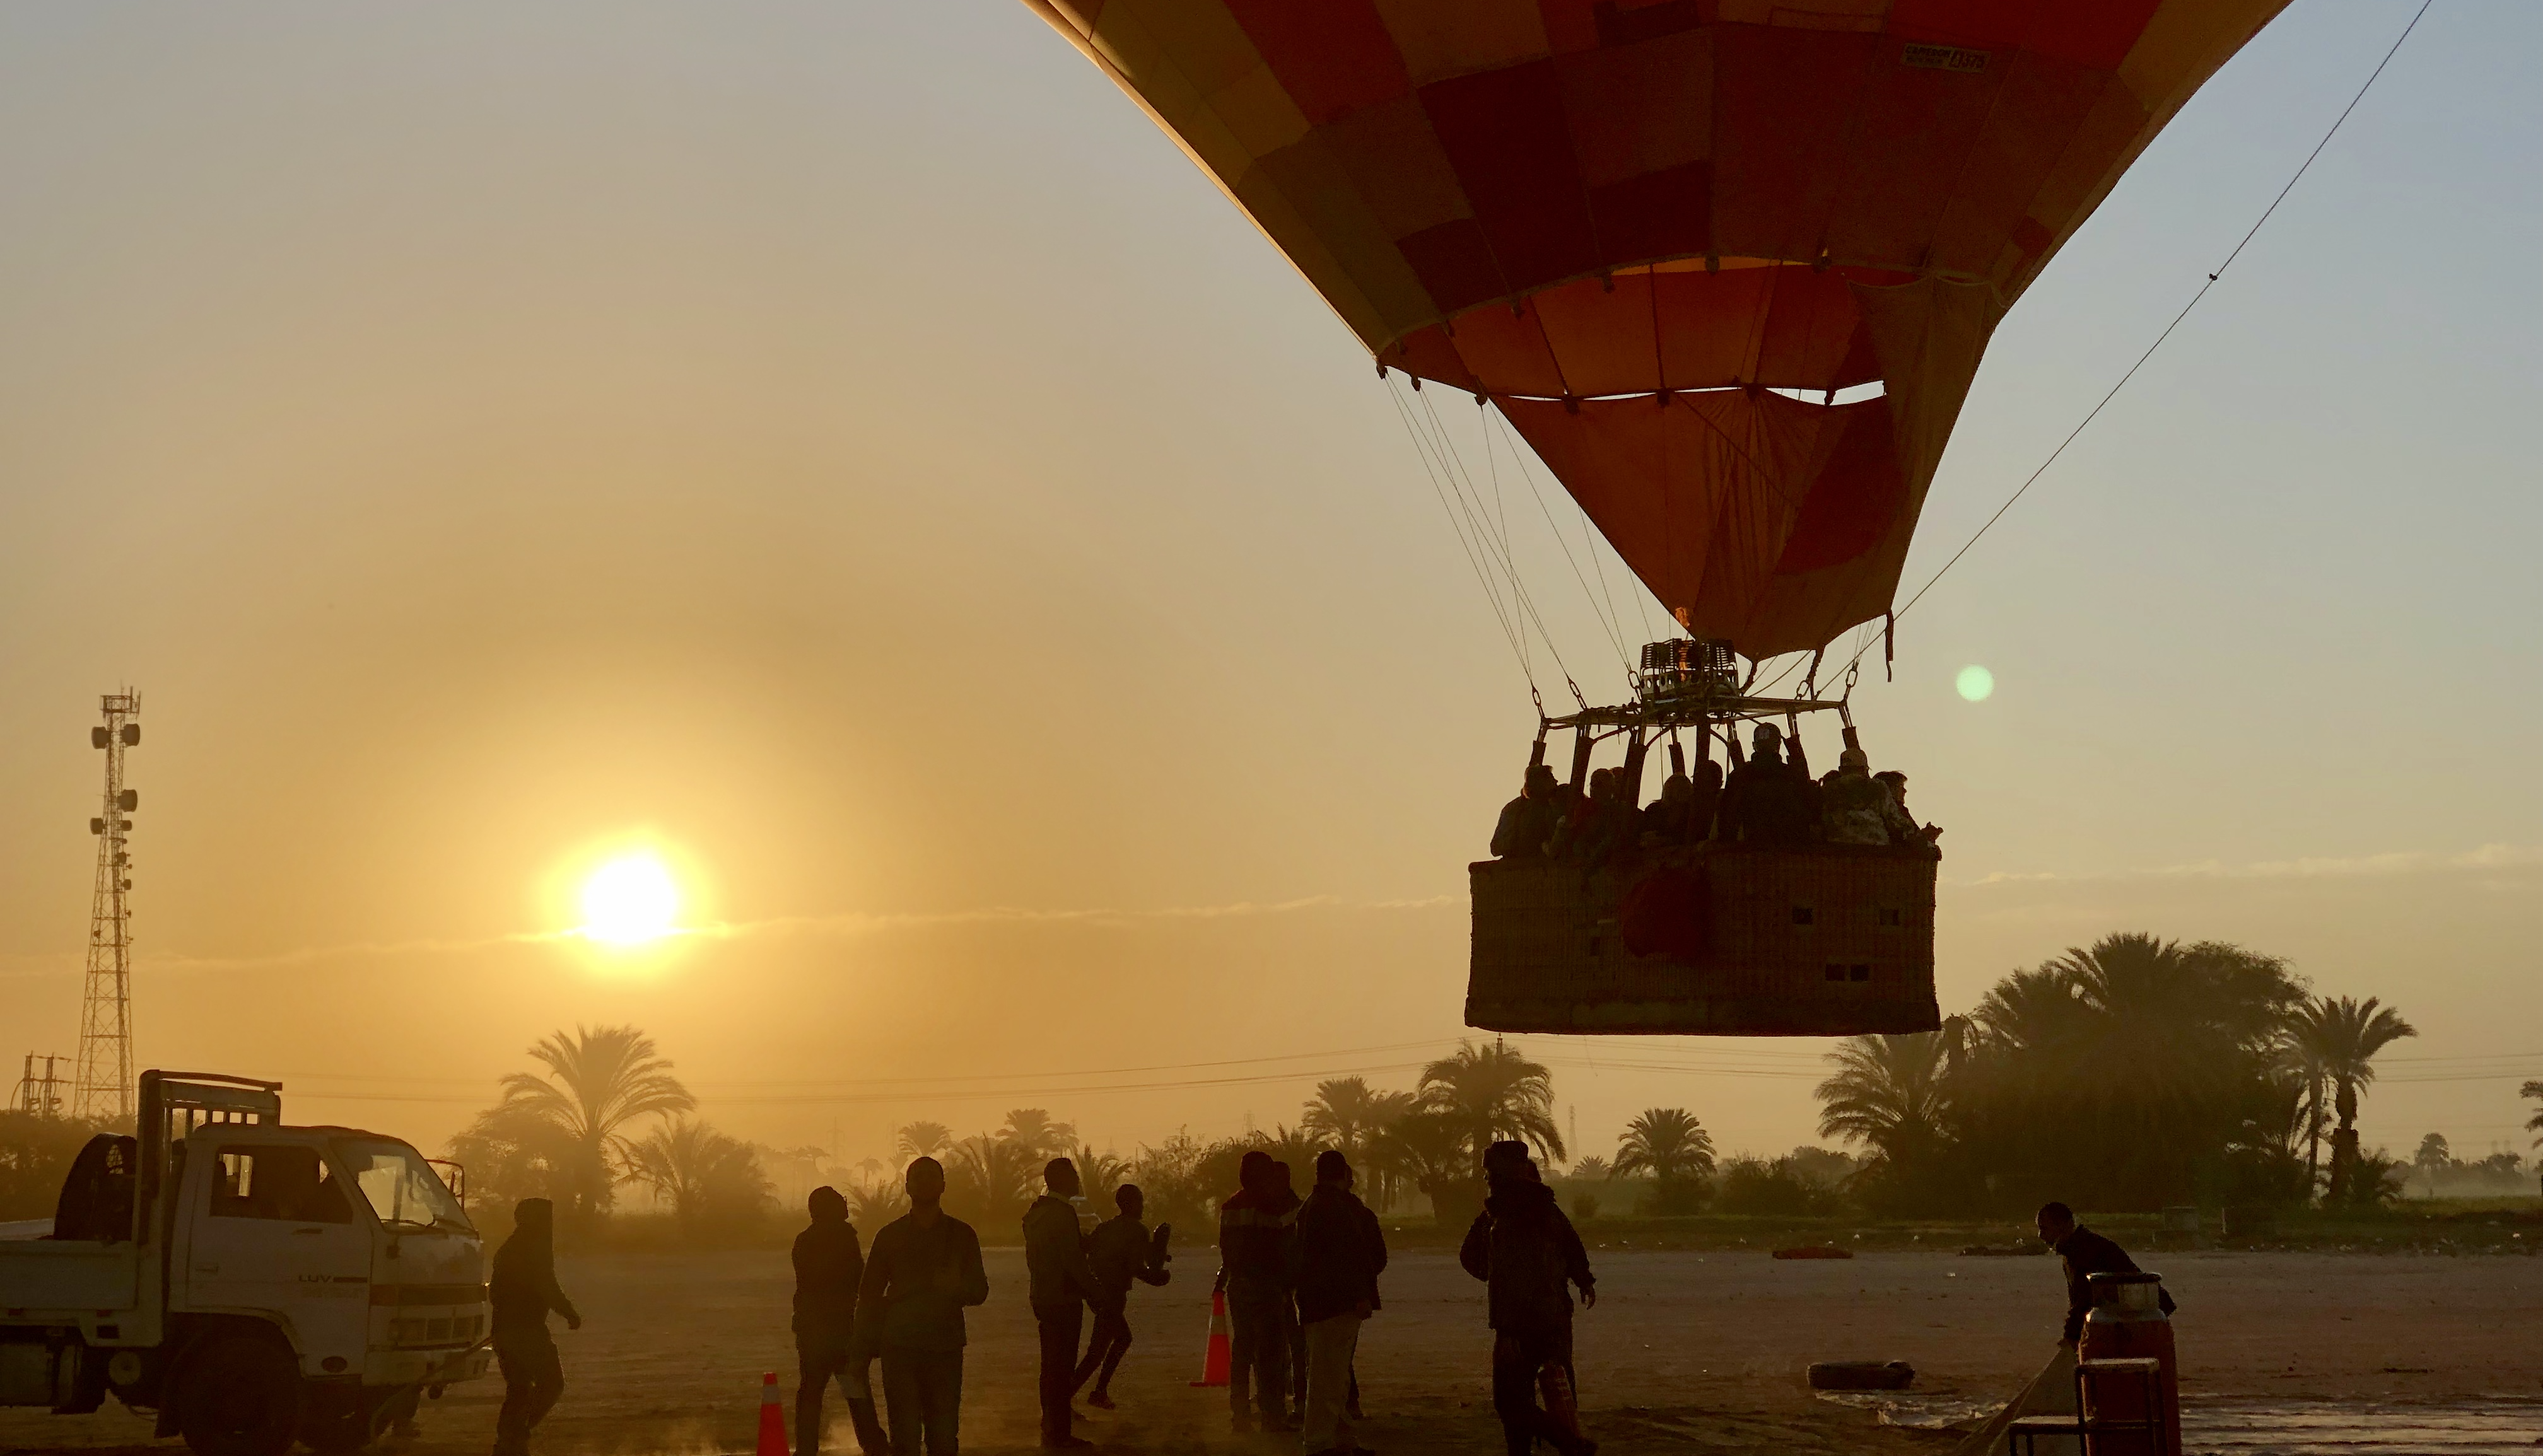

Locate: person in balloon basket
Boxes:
[1022,1157,1102,1449]
[488,1197,580,1456]
[1490,762,1562,859]
[1873,771,1943,854]
[1290,1150,1388,1456]
[1216,1150,1299,1432]
[1459,1144,1599,1456]
[2037,1201,2173,1347]
[1073,1182,1171,1411]
[856,1158,989,1455]
[793,1185,888,1456]
[1552,767,1635,866]
[1718,723,1818,846]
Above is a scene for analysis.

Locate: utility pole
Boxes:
[73,691,141,1124]
[13,1054,67,1116]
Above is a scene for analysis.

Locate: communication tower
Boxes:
[73,692,141,1123]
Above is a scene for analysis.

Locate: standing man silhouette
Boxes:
[856,1158,988,1455]
[1022,1157,1101,1449]
[792,1185,885,1456]
[1292,1151,1387,1456]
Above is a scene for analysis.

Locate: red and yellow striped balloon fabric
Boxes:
[1027,0,2284,658]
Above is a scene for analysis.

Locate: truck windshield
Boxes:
[335,1139,472,1233]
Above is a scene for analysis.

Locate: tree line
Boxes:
[1811,933,2439,1214]
[3,933,2520,1232]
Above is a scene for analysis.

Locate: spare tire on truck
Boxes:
[175,1336,301,1456]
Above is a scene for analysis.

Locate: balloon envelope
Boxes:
[1027,0,2286,657]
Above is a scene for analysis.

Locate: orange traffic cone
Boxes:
[1188,1288,1232,1387]
[756,1372,788,1456]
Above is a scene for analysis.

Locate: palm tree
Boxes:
[996,1109,1075,1160]
[894,1121,953,1161]
[2285,996,2416,1203]
[2523,1081,2543,1195]
[1570,1156,1612,1181]
[1070,1143,1135,1204]
[461,1025,694,1227]
[1416,1041,1564,1170]
[1815,1022,1963,1169]
[621,1118,771,1235]
[1960,935,2305,1208]
[1611,1109,1716,1182]
[1302,1078,1412,1159]
[2272,1022,2334,1194]
[1373,1107,1482,1226]
[846,1177,910,1229]
[947,1133,1039,1226]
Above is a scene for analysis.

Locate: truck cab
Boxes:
[0,1071,490,1456]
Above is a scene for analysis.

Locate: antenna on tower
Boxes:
[73,690,141,1124]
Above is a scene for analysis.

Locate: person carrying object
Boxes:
[1074,1182,1171,1411]
[1459,1143,1598,1456]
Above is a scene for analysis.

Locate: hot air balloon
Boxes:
[1027,0,2287,1035]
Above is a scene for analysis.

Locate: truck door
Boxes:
[183,1140,370,1370]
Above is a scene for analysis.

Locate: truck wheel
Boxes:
[296,1390,382,1454]
[177,1337,303,1456]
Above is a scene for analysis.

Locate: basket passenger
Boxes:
[1876,771,1943,853]
[1488,763,1561,859]
[1717,724,1820,846]
[1639,770,1692,844]
[1820,748,1894,845]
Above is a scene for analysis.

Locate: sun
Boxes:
[578,853,682,946]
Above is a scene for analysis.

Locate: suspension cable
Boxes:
[1829,0,2432,683]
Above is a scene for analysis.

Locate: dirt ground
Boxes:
[7,1247,2539,1456]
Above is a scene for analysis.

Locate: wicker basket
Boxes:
[1466,843,1939,1035]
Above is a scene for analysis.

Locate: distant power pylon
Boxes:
[13,1053,67,1116]
[73,691,141,1124]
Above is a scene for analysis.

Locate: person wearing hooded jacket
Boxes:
[489,1197,581,1456]
[1290,1151,1386,1456]
[1459,1144,1599,1456]
[794,1186,887,1456]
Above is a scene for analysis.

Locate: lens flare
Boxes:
[1956,665,1996,702]
[578,854,681,945]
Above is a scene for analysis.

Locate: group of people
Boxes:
[481,1139,1603,1456]
[1212,1149,1389,1453]
[483,1170,2170,1456]
[1489,721,1939,865]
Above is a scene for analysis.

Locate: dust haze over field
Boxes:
[0,4,2535,1180]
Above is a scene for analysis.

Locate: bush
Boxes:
[2337,1148,2409,1209]
[1639,1176,1710,1216]
[1571,1192,1599,1221]
[1714,1156,1845,1217]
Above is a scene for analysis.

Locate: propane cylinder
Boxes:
[2079,1270,2179,1456]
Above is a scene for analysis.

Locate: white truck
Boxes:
[0,1071,492,1456]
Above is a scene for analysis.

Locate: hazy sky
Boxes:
[1,3,2535,1173]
